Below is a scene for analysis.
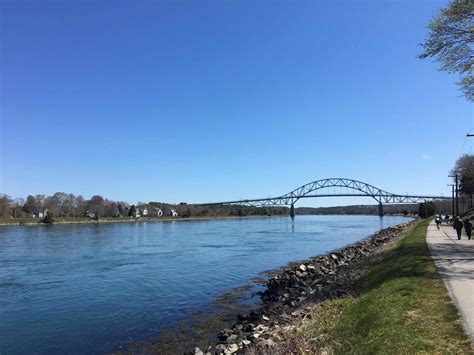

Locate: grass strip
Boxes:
[292,220,472,353]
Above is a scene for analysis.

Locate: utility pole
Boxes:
[447,184,455,217]
[461,133,474,208]
[448,174,459,216]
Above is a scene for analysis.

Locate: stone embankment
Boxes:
[192,221,414,355]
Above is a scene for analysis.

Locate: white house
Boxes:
[164,209,179,217]
[32,210,45,218]
[149,208,163,217]
[85,210,96,219]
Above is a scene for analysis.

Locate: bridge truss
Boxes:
[202,178,450,216]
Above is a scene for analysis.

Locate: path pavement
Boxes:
[426,221,474,343]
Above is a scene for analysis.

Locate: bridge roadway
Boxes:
[199,178,450,217]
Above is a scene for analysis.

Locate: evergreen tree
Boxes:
[418,202,437,218]
[22,195,38,214]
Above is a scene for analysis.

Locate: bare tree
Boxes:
[0,195,13,218]
[60,193,76,217]
[44,195,60,216]
[74,195,85,216]
[451,154,474,207]
[34,195,46,210]
[103,200,119,217]
[87,195,105,217]
[420,0,474,101]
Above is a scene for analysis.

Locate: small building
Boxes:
[85,210,96,219]
[142,208,148,217]
[149,208,163,217]
[31,209,45,218]
[165,209,179,217]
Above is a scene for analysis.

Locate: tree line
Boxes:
[296,200,453,217]
[0,193,289,220]
[418,154,474,219]
[451,154,474,208]
[0,193,129,219]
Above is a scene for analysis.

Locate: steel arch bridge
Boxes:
[201,178,450,217]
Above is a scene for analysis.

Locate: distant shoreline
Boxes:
[0,214,283,227]
[0,213,414,227]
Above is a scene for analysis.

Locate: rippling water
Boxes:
[0,215,411,354]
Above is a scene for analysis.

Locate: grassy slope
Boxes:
[292,220,472,353]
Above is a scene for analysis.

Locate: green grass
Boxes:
[0,216,179,225]
[0,217,39,224]
[291,220,472,353]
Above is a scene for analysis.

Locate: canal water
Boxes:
[0,215,410,354]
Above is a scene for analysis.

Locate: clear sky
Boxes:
[1,0,472,206]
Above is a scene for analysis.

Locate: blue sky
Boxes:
[1,0,472,206]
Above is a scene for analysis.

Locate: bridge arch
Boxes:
[279,178,389,217]
[201,177,449,218]
[281,178,390,205]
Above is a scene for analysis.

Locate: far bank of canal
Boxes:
[0,215,412,354]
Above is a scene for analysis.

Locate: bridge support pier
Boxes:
[290,203,295,218]
[378,202,384,217]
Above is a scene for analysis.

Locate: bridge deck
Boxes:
[203,194,450,206]
[198,178,450,207]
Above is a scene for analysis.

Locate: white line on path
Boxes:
[426,221,474,343]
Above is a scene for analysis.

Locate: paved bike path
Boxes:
[426,221,474,343]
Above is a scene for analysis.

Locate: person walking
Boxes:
[464,217,472,240]
[454,217,464,240]
[444,215,450,224]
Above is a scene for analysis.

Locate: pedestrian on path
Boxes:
[464,217,472,240]
[454,217,464,240]
[427,220,474,342]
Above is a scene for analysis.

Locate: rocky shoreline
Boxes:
[191,220,415,355]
